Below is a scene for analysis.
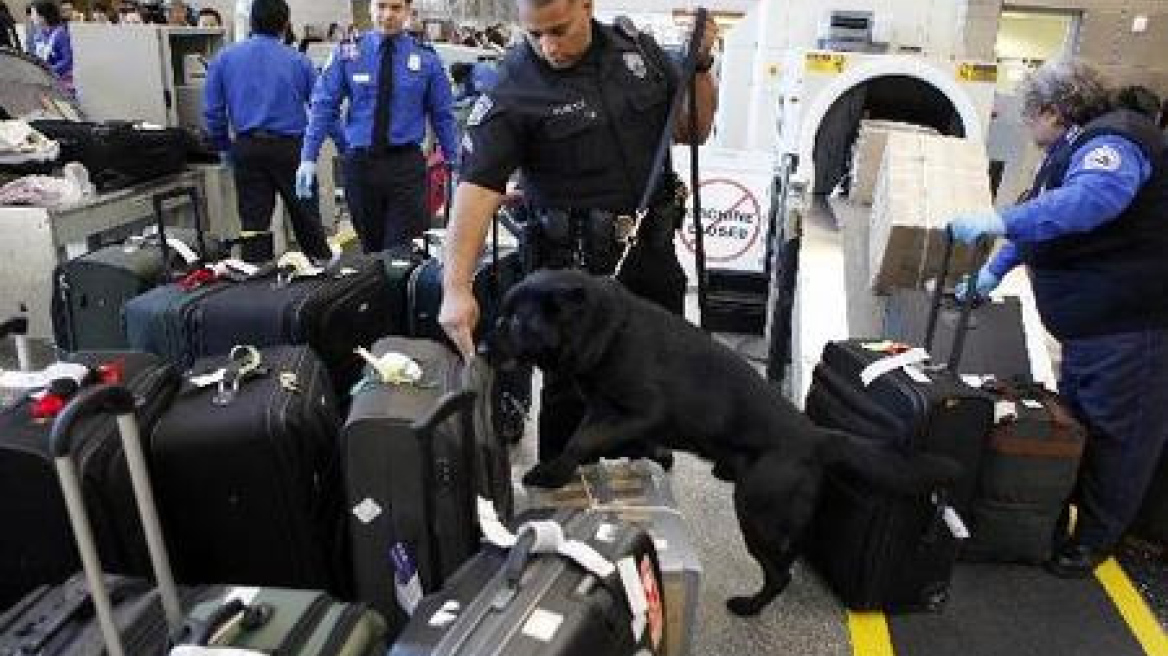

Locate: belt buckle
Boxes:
[614,214,636,245]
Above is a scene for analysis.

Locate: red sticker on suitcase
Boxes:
[639,556,664,651]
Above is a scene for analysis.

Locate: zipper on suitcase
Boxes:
[317,603,369,656]
[272,593,332,656]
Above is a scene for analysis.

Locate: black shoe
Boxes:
[1044,542,1109,579]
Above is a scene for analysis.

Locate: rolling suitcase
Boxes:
[125,253,392,391]
[53,186,223,352]
[0,351,178,613]
[524,460,702,656]
[961,380,1086,563]
[29,119,187,192]
[389,508,666,656]
[342,337,512,632]
[803,234,994,612]
[148,345,347,592]
[38,384,388,656]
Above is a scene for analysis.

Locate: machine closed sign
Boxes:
[805,52,848,74]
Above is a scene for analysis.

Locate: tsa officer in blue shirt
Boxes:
[948,60,1168,577]
[203,0,336,264]
[298,0,460,252]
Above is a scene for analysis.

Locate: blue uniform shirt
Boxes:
[203,35,325,152]
[302,32,458,163]
[30,25,73,88]
[987,130,1153,278]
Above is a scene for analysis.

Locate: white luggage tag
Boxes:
[859,348,931,387]
[0,362,90,391]
[390,542,424,615]
[354,348,424,386]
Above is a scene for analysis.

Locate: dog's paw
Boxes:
[725,595,766,617]
[522,462,575,489]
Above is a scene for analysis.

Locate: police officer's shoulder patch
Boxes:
[1083,145,1122,172]
[467,95,495,127]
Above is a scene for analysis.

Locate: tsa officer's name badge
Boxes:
[624,52,648,79]
[408,53,422,72]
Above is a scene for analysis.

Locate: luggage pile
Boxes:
[803,232,1088,611]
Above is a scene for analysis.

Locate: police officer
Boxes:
[949,59,1168,577]
[203,0,336,264]
[438,0,719,467]
[298,0,459,253]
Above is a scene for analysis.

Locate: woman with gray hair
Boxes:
[947,59,1168,577]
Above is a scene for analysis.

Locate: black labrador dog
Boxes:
[487,270,961,616]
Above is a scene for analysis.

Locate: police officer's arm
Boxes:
[202,55,231,152]
[301,46,348,163]
[1001,135,1151,243]
[439,96,523,358]
[425,53,461,164]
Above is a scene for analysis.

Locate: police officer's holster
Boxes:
[525,174,688,463]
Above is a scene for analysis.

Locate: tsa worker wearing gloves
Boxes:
[298,0,459,252]
[949,59,1168,578]
[203,0,338,264]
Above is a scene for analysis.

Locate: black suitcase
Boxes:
[885,289,1032,381]
[53,187,223,352]
[702,270,769,335]
[342,337,512,631]
[0,352,179,612]
[125,253,392,391]
[406,245,523,345]
[29,119,187,192]
[390,508,666,656]
[148,345,347,593]
[803,236,994,612]
[380,245,429,337]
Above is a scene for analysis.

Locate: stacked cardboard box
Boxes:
[849,120,940,205]
[869,132,993,293]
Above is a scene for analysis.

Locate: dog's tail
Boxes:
[817,428,963,494]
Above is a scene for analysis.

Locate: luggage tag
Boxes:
[390,542,424,615]
[859,348,930,387]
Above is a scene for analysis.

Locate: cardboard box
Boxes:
[869,132,992,293]
[849,120,939,205]
[525,460,702,656]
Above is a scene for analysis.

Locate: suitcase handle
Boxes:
[152,186,211,282]
[48,384,185,656]
[0,313,32,372]
[924,229,987,374]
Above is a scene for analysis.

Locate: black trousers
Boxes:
[231,135,332,263]
[537,217,688,463]
[344,146,426,252]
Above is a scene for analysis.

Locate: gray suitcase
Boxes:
[390,508,666,656]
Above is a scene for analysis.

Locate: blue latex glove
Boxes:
[948,210,1005,245]
[954,267,1001,302]
[295,161,317,200]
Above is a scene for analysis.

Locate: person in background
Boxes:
[0,3,20,49]
[1114,84,1161,124]
[298,0,459,253]
[27,1,74,95]
[345,23,358,40]
[196,7,222,28]
[203,0,337,264]
[325,22,341,41]
[948,59,1168,578]
[167,1,190,26]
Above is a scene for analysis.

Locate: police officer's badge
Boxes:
[468,95,494,127]
[623,52,648,79]
[1083,145,1122,172]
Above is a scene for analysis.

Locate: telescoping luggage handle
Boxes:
[48,384,185,656]
[152,185,211,282]
[922,229,989,374]
[1,312,32,372]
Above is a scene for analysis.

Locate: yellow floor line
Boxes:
[1095,558,1168,656]
[848,611,896,656]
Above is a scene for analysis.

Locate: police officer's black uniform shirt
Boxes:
[460,20,677,212]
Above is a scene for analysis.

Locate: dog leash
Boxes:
[613,7,710,280]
